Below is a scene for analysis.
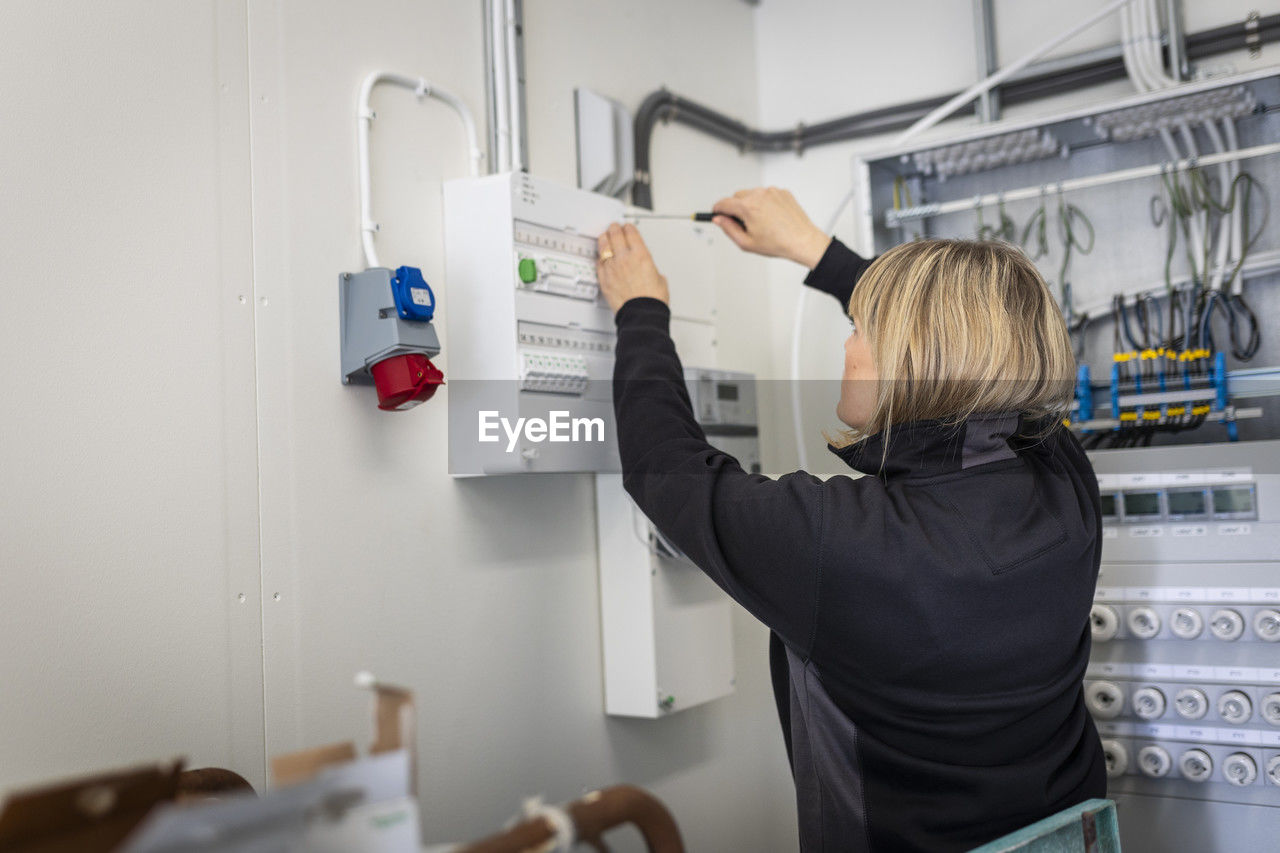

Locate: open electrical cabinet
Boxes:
[854,68,1280,446]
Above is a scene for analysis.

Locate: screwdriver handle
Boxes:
[694,212,746,229]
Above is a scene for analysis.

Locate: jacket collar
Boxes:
[828,411,1024,478]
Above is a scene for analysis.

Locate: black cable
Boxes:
[630,17,1280,208]
[1231,294,1261,360]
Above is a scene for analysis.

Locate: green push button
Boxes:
[517,258,538,283]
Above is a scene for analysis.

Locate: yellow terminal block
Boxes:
[1120,412,1139,422]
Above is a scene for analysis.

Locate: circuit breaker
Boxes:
[443,172,624,476]
[1087,440,1280,853]
[595,369,758,718]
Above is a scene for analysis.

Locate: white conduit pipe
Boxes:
[503,0,524,172]
[895,0,1137,146]
[357,72,482,269]
[489,0,512,172]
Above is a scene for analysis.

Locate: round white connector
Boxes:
[1101,739,1129,779]
[1170,607,1204,640]
[1127,606,1161,640]
[1253,608,1280,642]
[1223,752,1257,787]
[1218,690,1253,725]
[1175,688,1210,720]
[1132,686,1167,720]
[1210,608,1245,641]
[1179,748,1213,782]
[1085,681,1125,719]
[1090,605,1119,642]
[1267,755,1280,787]
[1138,745,1173,778]
[1261,693,1280,727]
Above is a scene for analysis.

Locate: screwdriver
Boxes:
[627,211,746,229]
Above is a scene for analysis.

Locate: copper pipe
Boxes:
[457,784,684,853]
[174,767,255,802]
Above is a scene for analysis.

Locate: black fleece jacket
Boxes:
[611,238,1106,852]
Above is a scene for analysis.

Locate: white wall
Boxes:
[750,0,1280,473]
[0,0,265,788]
[0,0,798,850]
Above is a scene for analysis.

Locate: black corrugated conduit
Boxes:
[632,13,1280,208]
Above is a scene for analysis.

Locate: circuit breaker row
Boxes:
[1090,601,1280,643]
[518,351,590,395]
[1084,678,1280,728]
[1099,737,1279,788]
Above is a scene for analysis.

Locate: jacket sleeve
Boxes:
[612,297,825,655]
[803,237,876,311]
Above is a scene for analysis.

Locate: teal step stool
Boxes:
[969,799,1120,853]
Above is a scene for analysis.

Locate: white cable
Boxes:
[1175,124,1211,278]
[1121,1,1157,92]
[789,285,811,471]
[1139,0,1218,285]
[1222,118,1246,295]
[1202,120,1234,292]
[789,186,859,471]
[896,0,1137,146]
[1120,0,1206,284]
[357,72,482,269]
[1140,0,1179,88]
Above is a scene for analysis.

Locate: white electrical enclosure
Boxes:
[596,369,758,719]
[443,173,624,476]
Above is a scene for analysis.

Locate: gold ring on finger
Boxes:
[599,250,614,262]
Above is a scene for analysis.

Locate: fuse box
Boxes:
[443,173,624,476]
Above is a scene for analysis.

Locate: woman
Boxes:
[595,188,1106,852]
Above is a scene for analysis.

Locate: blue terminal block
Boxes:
[1213,351,1238,442]
[391,265,436,322]
[1075,364,1093,428]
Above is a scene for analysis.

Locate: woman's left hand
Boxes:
[596,223,669,314]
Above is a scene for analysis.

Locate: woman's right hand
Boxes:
[710,187,831,269]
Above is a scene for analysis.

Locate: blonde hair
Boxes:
[834,238,1075,447]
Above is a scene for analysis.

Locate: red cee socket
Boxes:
[370,353,445,411]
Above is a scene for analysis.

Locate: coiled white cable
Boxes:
[789,186,859,471]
